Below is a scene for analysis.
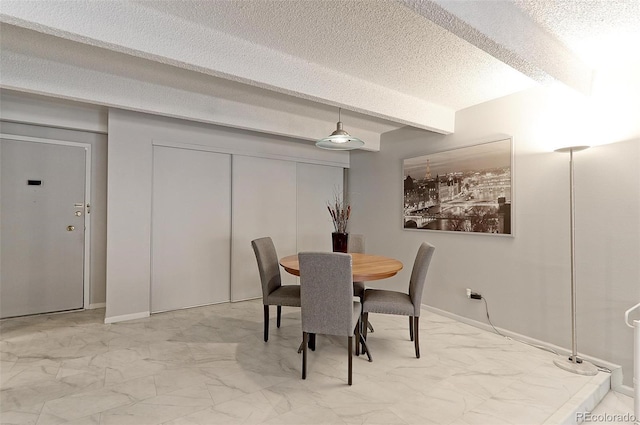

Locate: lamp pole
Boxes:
[553,146,597,376]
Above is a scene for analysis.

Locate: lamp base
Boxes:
[553,356,598,376]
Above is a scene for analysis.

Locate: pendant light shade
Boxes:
[316,108,364,150]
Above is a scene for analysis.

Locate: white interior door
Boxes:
[0,138,86,318]
[231,156,297,301]
[151,146,231,313]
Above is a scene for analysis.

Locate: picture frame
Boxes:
[403,138,513,236]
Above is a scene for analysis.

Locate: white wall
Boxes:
[0,121,108,307]
[106,109,348,322]
[349,86,640,387]
[0,89,107,133]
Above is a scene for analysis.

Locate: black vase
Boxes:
[332,232,349,253]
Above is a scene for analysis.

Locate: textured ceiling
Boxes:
[136,0,536,111]
[512,0,640,68]
[1,0,639,148]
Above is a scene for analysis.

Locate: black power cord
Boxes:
[481,297,506,338]
[475,293,559,355]
[476,294,613,373]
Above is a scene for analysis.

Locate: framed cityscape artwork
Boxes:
[403,138,513,235]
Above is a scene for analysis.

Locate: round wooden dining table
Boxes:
[279,252,403,281]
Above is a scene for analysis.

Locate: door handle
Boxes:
[67,225,75,231]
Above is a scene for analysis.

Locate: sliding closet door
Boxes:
[231,156,297,301]
[297,163,344,252]
[151,146,231,313]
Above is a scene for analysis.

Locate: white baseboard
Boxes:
[152,300,231,314]
[613,384,635,398]
[88,302,106,309]
[422,303,624,389]
[104,311,149,324]
[231,296,261,303]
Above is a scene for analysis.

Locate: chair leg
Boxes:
[355,320,361,356]
[309,333,316,351]
[302,332,308,379]
[362,312,369,354]
[409,316,414,341]
[362,312,369,340]
[360,334,372,362]
[348,336,353,385]
[367,321,375,333]
[263,305,269,342]
[414,316,420,359]
[277,305,282,328]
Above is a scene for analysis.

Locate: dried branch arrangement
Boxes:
[327,191,350,233]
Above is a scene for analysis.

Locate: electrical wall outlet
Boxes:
[466,288,482,300]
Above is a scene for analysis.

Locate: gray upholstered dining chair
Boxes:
[361,242,435,358]
[251,237,301,342]
[348,234,366,301]
[298,252,363,385]
[348,234,374,333]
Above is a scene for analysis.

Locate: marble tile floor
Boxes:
[589,392,636,425]
[0,300,617,425]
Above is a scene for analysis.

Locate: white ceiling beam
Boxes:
[0,0,455,134]
[401,0,594,95]
[0,25,386,151]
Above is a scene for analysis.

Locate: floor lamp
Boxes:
[553,146,598,376]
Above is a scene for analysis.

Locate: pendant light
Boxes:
[315,108,364,150]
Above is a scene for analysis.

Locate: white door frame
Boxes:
[0,133,92,309]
